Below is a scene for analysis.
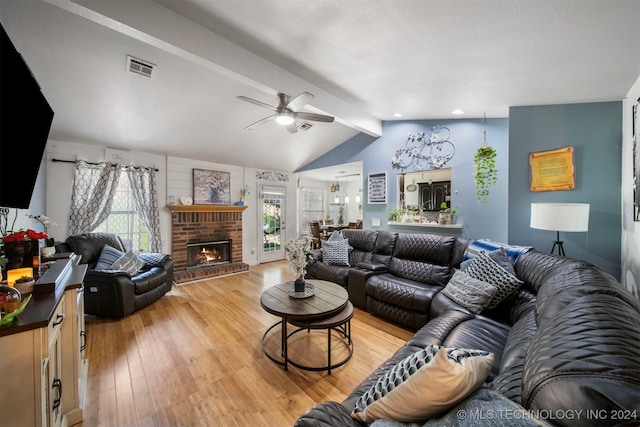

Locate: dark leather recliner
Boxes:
[61,232,174,318]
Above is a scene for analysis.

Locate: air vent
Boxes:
[299,122,314,131]
[126,55,155,78]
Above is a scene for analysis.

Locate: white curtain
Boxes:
[126,165,162,252]
[69,160,121,235]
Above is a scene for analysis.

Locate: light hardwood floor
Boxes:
[75,260,413,426]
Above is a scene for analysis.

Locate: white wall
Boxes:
[45,140,296,266]
[622,75,640,298]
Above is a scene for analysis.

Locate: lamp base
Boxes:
[550,231,565,256]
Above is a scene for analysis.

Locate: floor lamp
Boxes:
[530,203,590,256]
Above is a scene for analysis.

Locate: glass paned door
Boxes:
[259,185,285,263]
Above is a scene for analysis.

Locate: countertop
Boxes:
[0,258,87,337]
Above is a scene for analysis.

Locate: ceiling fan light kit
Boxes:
[238,91,334,133]
[275,111,295,125]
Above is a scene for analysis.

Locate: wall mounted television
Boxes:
[1,22,54,209]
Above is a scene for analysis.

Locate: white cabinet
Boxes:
[0,261,87,427]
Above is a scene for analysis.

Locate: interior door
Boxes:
[259,185,285,263]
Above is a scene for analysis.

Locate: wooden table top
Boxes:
[260,279,348,322]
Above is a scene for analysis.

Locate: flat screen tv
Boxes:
[1,22,54,209]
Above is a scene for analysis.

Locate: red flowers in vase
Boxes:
[2,229,48,243]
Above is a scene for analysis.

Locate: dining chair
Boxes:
[309,221,322,249]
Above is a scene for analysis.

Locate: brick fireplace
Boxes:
[168,205,249,283]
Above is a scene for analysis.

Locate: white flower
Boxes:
[28,214,57,231]
[284,235,313,279]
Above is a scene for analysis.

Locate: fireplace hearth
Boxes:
[187,240,231,269]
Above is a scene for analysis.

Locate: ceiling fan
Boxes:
[237,91,335,133]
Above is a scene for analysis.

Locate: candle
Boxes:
[7,267,34,286]
[33,255,40,270]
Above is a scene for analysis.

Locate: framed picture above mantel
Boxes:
[193,169,231,205]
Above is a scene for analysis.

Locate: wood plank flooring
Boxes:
[75,260,413,426]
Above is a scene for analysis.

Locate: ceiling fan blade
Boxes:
[237,96,276,111]
[294,111,335,123]
[287,91,314,111]
[244,114,275,130]
[285,122,298,133]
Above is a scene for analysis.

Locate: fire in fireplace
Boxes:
[187,240,231,269]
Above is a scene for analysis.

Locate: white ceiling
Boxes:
[1,0,638,180]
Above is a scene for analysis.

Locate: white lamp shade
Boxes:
[530,203,590,232]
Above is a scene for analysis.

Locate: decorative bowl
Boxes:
[0,284,22,313]
[14,279,35,295]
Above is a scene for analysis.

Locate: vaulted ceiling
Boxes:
[1,0,638,176]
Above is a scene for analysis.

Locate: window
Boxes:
[300,189,325,234]
[93,174,150,252]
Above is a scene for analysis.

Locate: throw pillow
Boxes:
[461,247,516,276]
[352,345,494,423]
[441,270,498,313]
[109,250,145,275]
[463,239,533,264]
[327,230,343,242]
[322,232,350,266]
[464,251,524,309]
[95,244,124,270]
[322,240,350,266]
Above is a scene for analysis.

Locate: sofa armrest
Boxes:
[356,261,388,272]
[137,252,171,269]
[348,267,382,309]
[294,401,363,427]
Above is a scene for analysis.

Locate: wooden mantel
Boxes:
[167,204,248,213]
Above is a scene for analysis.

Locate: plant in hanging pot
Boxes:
[474,115,498,204]
[474,146,498,204]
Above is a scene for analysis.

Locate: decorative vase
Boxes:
[294,277,306,293]
[3,240,39,270]
[236,200,244,206]
[438,213,452,225]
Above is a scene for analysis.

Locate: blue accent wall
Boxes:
[300,101,623,279]
[508,102,622,279]
[300,118,510,241]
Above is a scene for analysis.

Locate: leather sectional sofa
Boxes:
[60,232,174,318]
[299,229,640,426]
[307,230,469,330]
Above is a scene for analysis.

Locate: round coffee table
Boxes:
[260,279,354,374]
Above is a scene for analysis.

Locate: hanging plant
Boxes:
[474,115,498,204]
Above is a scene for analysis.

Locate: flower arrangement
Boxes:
[284,235,314,280]
[2,229,48,243]
[28,214,57,234]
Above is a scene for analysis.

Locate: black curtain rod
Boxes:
[51,158,159,172]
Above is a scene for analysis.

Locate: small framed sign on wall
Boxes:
[368,172,387,204]
[529,146,575,192]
